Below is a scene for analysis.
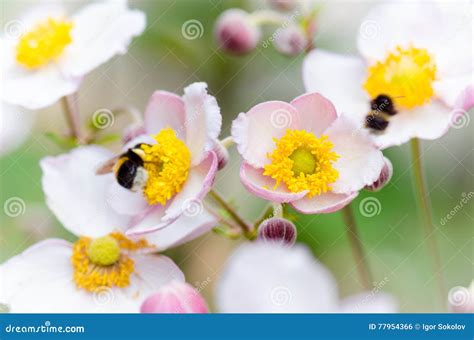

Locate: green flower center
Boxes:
[289,148,317,176]
[86,236,120,266]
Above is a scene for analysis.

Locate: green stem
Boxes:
[410,138,447,308]
[341,204,373,290]
[61,95,83,143]
[209,190,253,237]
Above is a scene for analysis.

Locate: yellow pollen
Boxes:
[16,17,73,69]
[141,128,191,206]
[71,232,152,292]
[363,46,437,109]
[263,129,339,197]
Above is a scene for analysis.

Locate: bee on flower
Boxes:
[2,0,145,109]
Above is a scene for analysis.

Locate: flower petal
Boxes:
[290,92,338,136]
[106,181,149,216]
[59,0,145,77]
[231,101,300,168]
[325,117,384,193]
[374,100,452,149]
[1,39,81,109]
[0,239,184,313]
[0,102,34,155]
[240,162,308,203]
[182,82,222,165]
[434,75,473,109]
[41,146,131,237]
[290,191,358,214]
[303,49,368,121]
[137,208,218,251]
[339,292,398,313]
[143,91,186,139]
[216,242,339,313]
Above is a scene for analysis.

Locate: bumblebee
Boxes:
[96,144,149,192]
[365,94,398,132]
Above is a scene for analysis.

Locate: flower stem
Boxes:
[341,204,373,290]
[61,95,83,143]
[209,190,253,238]
[410,138,447,307]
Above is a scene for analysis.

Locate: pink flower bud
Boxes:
[213,141,229,170]
[365,157,393,192]
[258,217,297,246]
[274,25,308,56]
[140,281,209,314]
[215,9,261,55]
[269,0,297,11]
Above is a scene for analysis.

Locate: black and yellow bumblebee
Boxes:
[364,94,398,132]
[96,143,149,192]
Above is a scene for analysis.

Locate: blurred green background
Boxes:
[1,0,472,312]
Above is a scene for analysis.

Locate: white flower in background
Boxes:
[0,145,219,312]
[106,82,221,236]
[303,0,472,149]
[0,102,34,155]
[216,242,397,313]
[2,0,145,109]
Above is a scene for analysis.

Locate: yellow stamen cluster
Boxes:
[263,129,339,197]
[16,17,73,69]
[141,128,191,205]
[71,233,151,292]
[363,46,437,109]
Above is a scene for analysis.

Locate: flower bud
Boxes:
[215,9,261,55]
[274,25,308,56]
[365,157,393,192]
[213,141,229,170]
[269,0,297,11]
[140,281,209,313]
[258,217,297,246]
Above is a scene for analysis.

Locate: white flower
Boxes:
[216,242,397,313]
[0,102,34,155]
[2,0,145,109]
[0,145,219,313]
[303,0,472,149]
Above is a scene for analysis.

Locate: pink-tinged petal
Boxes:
[41,146,131,237]
[454,85,474,112]
[143,91,186,139]
[125,205,170,236]
[356,1,442,62]
[240,162,308,203]
[325,117,384,193]
[142,208,218,251]
[303,49,368,122]
[339,292,398,313]
[107,182,149,216]
[374,100,451,149]
[434,75,473,109]
[164,151,218,221]
[141,281,209,313]
[231,101,300,168]
[183,82,222,165]
[290,191,358,214]
[365,157,393,192]
[290,92,338,136]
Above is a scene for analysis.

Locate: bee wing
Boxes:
[95,156,119,175]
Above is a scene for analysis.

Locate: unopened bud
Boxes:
[365,157,393,192]
[213,141,229,170]
[274,25,308,56]
[140,281,209,314]
[258,217,297,246]
[215,9,261,55]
